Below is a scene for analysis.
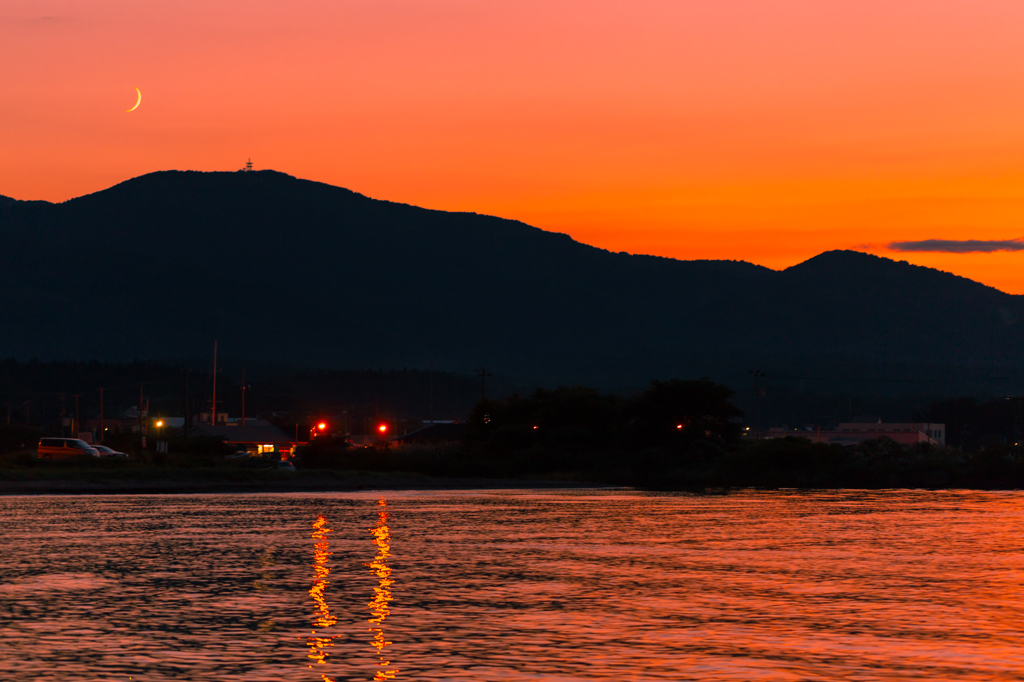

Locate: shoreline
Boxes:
[0,473,610,496]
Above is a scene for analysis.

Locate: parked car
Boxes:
[37,438,100,459]
[273,460,296,472]
[92,445,127,457]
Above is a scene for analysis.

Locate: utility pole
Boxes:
[1007,396,1024,446]
[183,369,190,441]
[240,369,247,426]
[72,394,81,437]
[98,388,105,443]
[475,367,493,402]
[211,340,218,425]
[750,369,766,439]
[139,383,147,449]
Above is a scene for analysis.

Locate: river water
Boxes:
[1,490,1023,681]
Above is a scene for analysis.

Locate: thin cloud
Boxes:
[888,238,1024,253]
[0,16,69,25]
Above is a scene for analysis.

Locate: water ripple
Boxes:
[1,490,1024,680]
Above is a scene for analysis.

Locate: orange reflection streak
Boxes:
[307,515,337,682]
[368,499,398,680]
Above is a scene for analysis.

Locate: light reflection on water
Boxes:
[2,490,1024,680]
[368,499,398,681]
[307,514,337,679]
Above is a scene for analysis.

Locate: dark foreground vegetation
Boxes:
[3,379,1024,492]
[298,382,1024,490]
[299,438,1024,490]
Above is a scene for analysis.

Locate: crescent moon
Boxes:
[126,87,141,112]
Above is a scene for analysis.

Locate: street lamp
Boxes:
[154,420,166,454]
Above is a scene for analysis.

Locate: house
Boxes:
[190,423,299,456]
[766,422,945,447]
[835,422,945,446]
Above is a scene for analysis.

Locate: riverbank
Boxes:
[0,466,601,495]
[6,433,1024,493]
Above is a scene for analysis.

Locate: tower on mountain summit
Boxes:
[244,158,253,171]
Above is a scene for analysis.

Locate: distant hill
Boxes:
[1,170,1022,390]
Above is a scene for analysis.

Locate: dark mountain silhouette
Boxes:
[1,170,1022,389]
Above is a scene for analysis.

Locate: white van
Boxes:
[37,438,101,459]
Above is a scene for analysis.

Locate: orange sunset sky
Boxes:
[3,1,1024,292]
